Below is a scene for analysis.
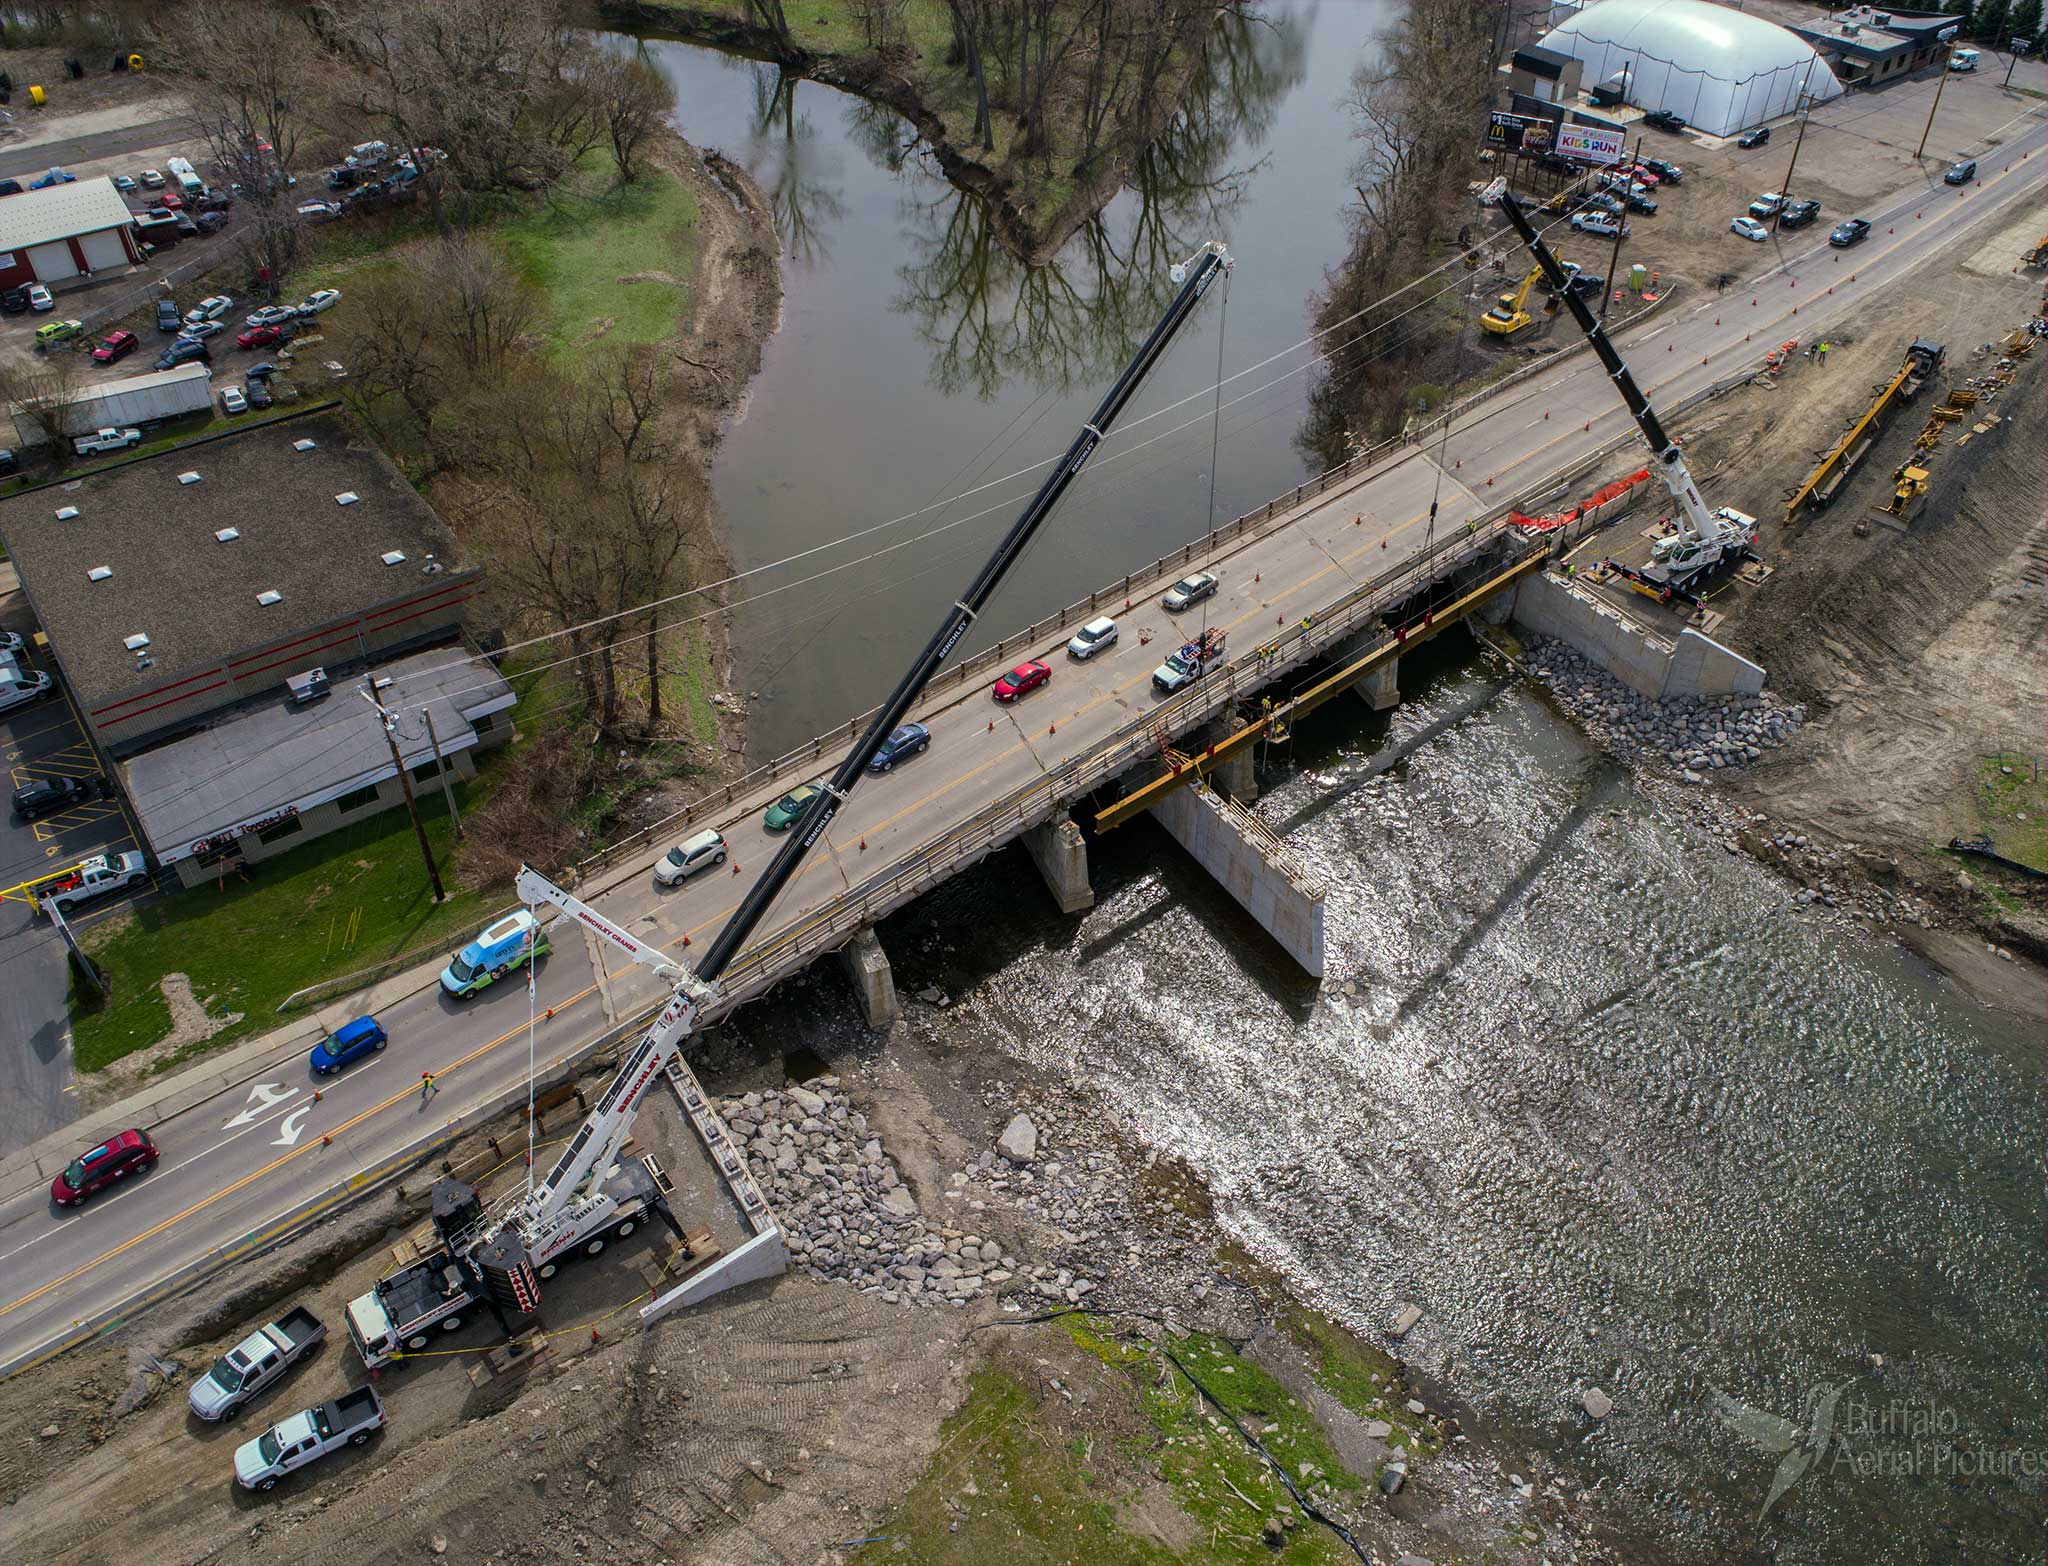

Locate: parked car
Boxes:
[1730,215,1770,242]
[1066,615,1118,660]
[50,1128,158,1208]
[0,178,19,197]
[233,1387,385,1491]
[1643,109,1687,132]
[439,909,550,998]
[1642,158,1684,184]
[1747,192,1786,219]
[1829,217,1871,248]
[763,782,824,832]
[0,448,15,476]
[1556,269,1606,300]
[73,426,143,455]
[195,190,233,212]
[1622,162,1660,187]
[0,286,31,314]
[37,851,149,914]
[34,318,83,347]
[195,210,229,234]
[655,827,728,885]
[1162,571,1219,612]
[1944,158,1977,186]
[1779,199,1821,229]
[154,339,211,370]
[1570,212,1629,238]
[0,662,52,714]
[159,190,185,210]
[28,167,76,189]
[112,172,136,192]
[0,632,21,657]
[1950,47,1979,72]
[186,294,234,323]
[141,167,165,188]
[245,360,279,380]
[296,199,342,221]
[868,722,931,772]
[237,323,292,349]
[1580,192,1626,219]
[246,304,297,328]
[221,385,248,414]
[26,283,52,312]
[1737,126,1771,149]
[1624,190,1659,215]
[11,775,98,819]
[991,659,1051,703]
[188,1306,326,1422]
[181,318,226,341]
[309,1015,387,1075]
[246,376,274,409]
[297,288,342,315]
[91,329,139,365]
[155,298,183,332]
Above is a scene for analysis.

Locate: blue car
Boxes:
[310,1014,387,1074]
[29,168,76,190]
[868,722,930,772]
[440,909,550,998]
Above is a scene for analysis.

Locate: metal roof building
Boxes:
[0,175,141,290]
[1540,0,1845,137]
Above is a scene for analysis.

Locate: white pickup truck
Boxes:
[72,426,142,456]
[37,852,150,917]
[233,1385,385,1490]
[188,1305,325,1421]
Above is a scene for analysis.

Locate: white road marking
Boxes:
[271,1106,313,1147]
[223,1081,299,1128]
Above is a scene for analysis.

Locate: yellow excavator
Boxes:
[1481,263,1560,337]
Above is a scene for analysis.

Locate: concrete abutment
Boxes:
[1151,780,1325,976]
[837,926,900,1030]
[1022,812,1094,914]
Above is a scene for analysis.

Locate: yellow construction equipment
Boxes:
[1878,462,1931,522]
[2025,234,2048,267]
[1481,264,1543,336]
[1783,340,1945,523]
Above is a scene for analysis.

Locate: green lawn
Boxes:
[496,159,701,368]
[71,780,499,1074]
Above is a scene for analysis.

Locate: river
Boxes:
[626,8,2041,1563]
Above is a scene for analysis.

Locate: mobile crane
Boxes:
[343,242,1234,1369]
[1497,192,1758,601]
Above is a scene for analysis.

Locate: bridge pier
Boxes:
[837,927,901,1030]
[1200,718,1257,804]
[1022,812,1094,914]
[1151,780,1325,977]
[1333,630,1399,712]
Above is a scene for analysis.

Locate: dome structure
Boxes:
[1540,0,1843,139]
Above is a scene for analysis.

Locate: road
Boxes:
[0,110,2042,1376]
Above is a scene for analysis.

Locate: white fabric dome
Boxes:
[1541,0,1843,138]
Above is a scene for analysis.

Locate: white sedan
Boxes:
[220,385,248,415]
[296,288,342,315]
[26,284,52,312]
[1730,216,1769,242]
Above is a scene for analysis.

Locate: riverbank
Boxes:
[604,0,1212,264]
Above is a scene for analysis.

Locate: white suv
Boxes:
[655,828,727,885]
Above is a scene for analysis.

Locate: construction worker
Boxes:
[1818,339,1831,367]
[420,1070,438,1103]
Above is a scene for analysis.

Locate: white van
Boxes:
[1949,49,1979,72]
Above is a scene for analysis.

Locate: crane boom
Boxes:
[469,242,1233,1292]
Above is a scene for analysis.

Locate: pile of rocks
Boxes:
[720,1078,998,1308]
[1524,637,1806,781]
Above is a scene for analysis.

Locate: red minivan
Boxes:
[51,1128,158,1207]
[91,329,138,365]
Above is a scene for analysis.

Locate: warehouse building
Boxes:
[0,411,516,885]
[0,176,141,290]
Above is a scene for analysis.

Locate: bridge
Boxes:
[0,119,2041,1375]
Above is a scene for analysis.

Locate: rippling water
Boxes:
[884,638,2043,1565]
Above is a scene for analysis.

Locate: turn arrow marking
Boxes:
[223,1082,298,1129]
[271,1107,313,1148]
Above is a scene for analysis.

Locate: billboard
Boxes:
[1557,123,1627,165]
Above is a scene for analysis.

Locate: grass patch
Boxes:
[71,774,506,1074]
[495,157,701,369]
[1963,750,2047,872]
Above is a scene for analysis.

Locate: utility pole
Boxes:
[1916,43,1956,161]
[1774,63,1816,232]
[363,679,445,903]
[1600,136,1639,322]
[422,705,464,841]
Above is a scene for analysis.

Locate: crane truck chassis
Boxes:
[345,242,1234,1371]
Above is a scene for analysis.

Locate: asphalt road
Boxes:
[0,109,2041,1377]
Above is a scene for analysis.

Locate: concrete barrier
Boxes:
[1151,780,1325,976]
[1510,572,1763,701]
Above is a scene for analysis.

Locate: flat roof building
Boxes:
[1783,6,1958,87]
[0,175,142,291]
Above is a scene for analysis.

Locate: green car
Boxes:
[763,782,824,832]
[35,318,83,346]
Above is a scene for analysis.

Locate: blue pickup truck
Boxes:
[439,909,550,998]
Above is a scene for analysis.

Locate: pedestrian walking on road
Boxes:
[420,1070,438,1103]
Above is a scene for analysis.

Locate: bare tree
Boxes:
[0,351,87,459]
[578,48,675,183]
[329,267,451,456]
[412,235,541,376]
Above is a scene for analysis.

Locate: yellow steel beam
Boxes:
[1093,553,1547,832]
[1783,356,1915,525]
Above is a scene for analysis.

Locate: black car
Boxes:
[1944,158,1977,185]
[155,298,182,332]
[1642,158,1684,184]
[195,210,228,234]
[195,190,232,212]
[12,776,99,820]
[244,360,279,380]
[0,178,21,197]
[1644,109,1688,133]
[1780,199,1822,229]
[153,338,211,371]
[0,448,18,476]
[1829,218,1871,248]
[246,377,273,409]
[0,286,31,315]
[1737,126,1771,149]
[1625,190,1659,215]
[1556,270,1606,301]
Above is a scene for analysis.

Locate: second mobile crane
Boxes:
[1496,191,1758,603]
[344,243,1233,1369]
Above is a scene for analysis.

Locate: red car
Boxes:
[51,1128,158,1207]
[90,329,138,364]
[237,323,288,349]
[992,659,1051,703]
[1626,163,1662,187]
[159,190,184,210]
